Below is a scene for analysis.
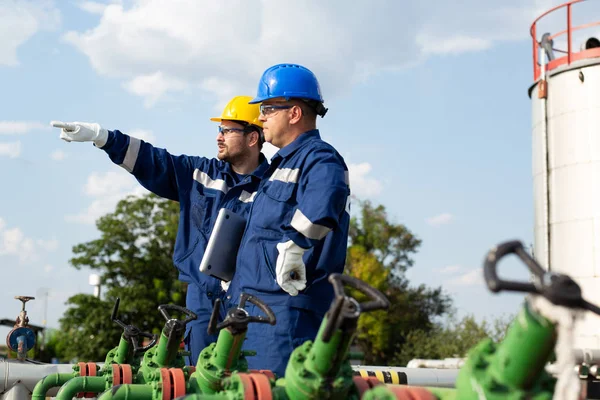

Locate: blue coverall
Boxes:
[225,129,351,377]
[100,130,269,365]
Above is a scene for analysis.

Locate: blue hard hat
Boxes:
[250,63,324,104]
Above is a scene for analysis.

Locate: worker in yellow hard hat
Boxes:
[51,95,269,365]
[211,95,265,164]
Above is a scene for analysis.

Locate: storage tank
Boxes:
[530,0,600,349]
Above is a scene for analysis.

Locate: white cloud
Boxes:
[0,121,46,135]
[0,0,61,66]
[426,213,454,227]
[437,265,463,274]
[76,1,117,14]
[61,1,541,107]
[0,141,22,158]
[348,162,383,198]
[50,149,67,161]
[128,129,156,143]
[83,170,138,197]
[37,238,59,252]
[1,228,24,255]
[200,77,240,112]
[0,222,58,264]
[44,264,54,273]
[123,72,189,108]
[65,170,150,224]
[447,268,483,286]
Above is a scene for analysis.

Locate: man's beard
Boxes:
[219,148,243,164]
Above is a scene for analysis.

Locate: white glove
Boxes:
[275,240,307,296]
[50,121,109,148]
[221,280,231,292]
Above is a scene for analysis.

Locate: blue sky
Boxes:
[1,0,594,341]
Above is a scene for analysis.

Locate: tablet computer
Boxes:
[199,208,247,282]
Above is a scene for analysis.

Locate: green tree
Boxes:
[55,194,186,362]
[346,199,452,365]
[395,313,512,365]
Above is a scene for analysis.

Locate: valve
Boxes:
[6,296,36,361]
[151,304,197,368]
[190,293,276,395]
[278,273,390,400]
[207,293,276,336]
[484,240,600,314]
[448,239,600,400]
[111,298,158,360]
[14,296,34,327]
[322,273,390,342]
[158,304,198,338]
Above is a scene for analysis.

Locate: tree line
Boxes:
[38,194,510,364]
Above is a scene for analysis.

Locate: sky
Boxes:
[1,0,598,345]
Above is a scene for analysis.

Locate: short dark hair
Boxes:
[238,121,264,150]
[300,99,327,117]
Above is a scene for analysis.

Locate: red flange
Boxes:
[170,368,187,398]
[236,373,256,400]
[161,368,172,400]
[353,376,382,397]
[121,364,133,384]
[386,386,438,400]
[248,373,272,400]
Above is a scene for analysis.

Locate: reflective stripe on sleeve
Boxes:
[120,137,141,173]
[193,169,230,193]
[290,209,331,240]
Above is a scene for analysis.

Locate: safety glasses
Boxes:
[218,126,246,136]
[259,104,293,117]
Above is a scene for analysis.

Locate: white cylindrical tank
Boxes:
[530,2,600,349]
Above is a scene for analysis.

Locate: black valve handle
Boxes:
[111,298,158,354]
[132,332,159,354]
[158,304,198,325]
[484,240,600,316]
[207,293,276,335]
[483,240,539,294]
[329,273,390,312]
[321,273,390,342]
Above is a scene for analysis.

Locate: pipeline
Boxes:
[55,376,108,399]
[351,366,458,388]
[0,359,77,396]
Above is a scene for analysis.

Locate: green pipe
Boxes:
[488,300,556,389]
[213,329,245,370]
[97,384,153,400]
[55,376,108,400]
[115,336,131,364]
[31,373,75,400]
[305,316,354,377]
[153,331,171,367]
[422,386,457,399]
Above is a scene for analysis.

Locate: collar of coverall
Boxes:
[271,129,321,161]
[221,152,270,181]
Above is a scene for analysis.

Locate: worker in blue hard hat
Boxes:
[50,96,269,367]
[223,64,351,377]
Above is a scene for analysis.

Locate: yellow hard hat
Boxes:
[210,96,263,128]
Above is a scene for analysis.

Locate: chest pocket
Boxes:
[191,189,220,235]
[264,181,295,202]
[258,182,297,232]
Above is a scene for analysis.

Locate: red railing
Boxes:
[531,0,600,81]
